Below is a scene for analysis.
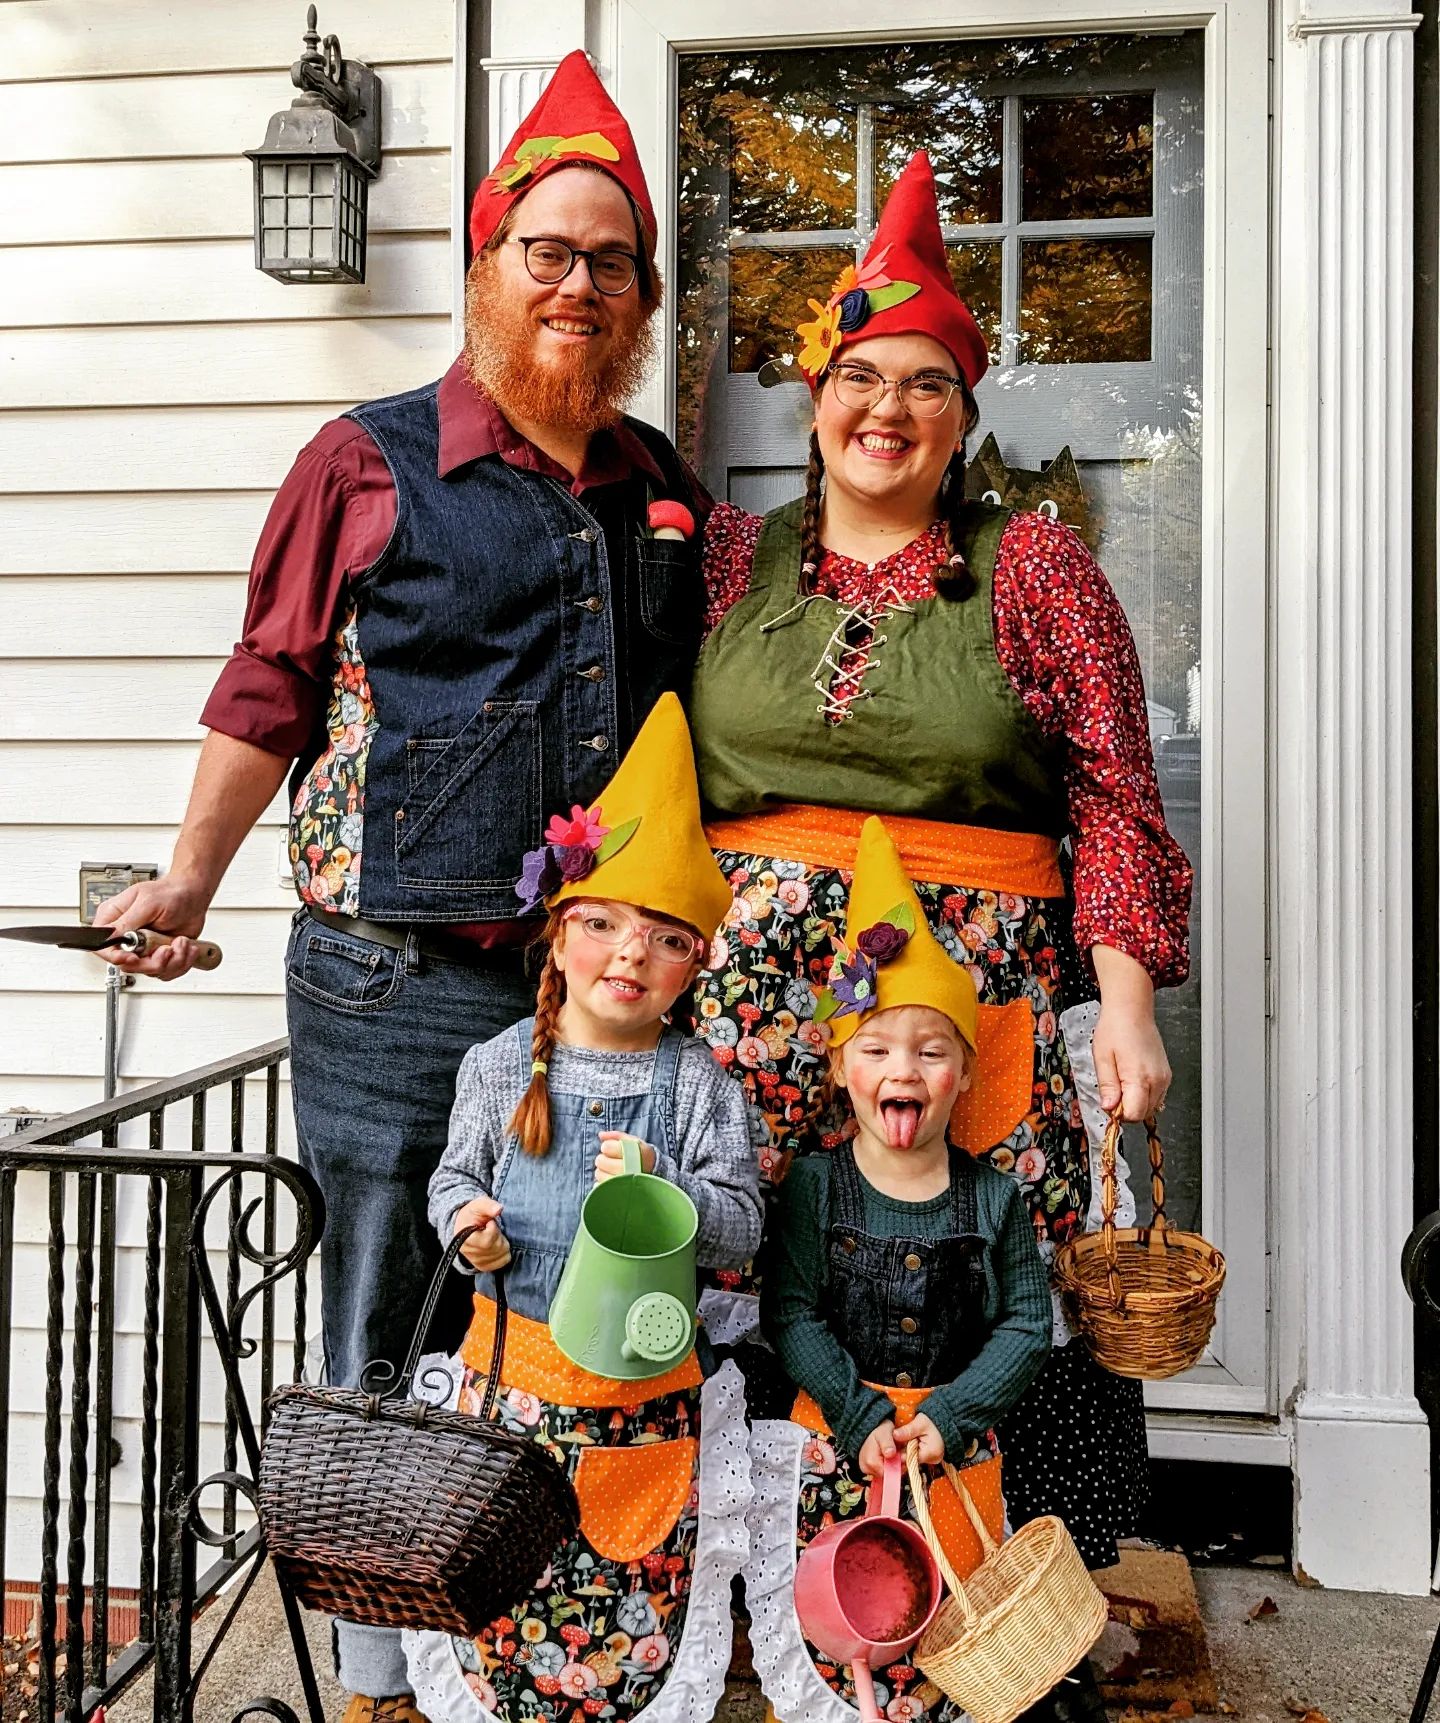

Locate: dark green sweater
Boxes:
[760,1153,1052,1464]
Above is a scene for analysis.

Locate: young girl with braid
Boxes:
[406,694,762,1723]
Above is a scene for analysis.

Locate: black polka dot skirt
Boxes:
[997,1338,1150,1570]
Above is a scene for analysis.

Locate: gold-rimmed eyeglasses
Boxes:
[829,361,965,419]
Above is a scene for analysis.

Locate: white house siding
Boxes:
[0,0,460,1587]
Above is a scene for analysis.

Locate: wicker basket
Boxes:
[258,1235,578,1634]
[905,1448,1108,1723]
[1052,1115,1226,1381]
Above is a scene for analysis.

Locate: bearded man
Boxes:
[96,54,706,1721]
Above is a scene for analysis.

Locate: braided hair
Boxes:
[802,376,982,600]
[508,910,567,1156]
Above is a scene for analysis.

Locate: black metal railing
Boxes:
[0,1039,324,1723]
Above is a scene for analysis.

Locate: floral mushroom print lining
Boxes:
[289,607,375,916]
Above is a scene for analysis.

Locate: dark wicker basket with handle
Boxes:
[258,1229,578,1633]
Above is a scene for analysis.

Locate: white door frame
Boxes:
[616,0,1273,1422]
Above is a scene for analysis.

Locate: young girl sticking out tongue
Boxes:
[749,818,1103,1723]
[404,694,763,1723]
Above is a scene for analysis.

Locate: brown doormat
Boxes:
[1092,1548,1220,1713]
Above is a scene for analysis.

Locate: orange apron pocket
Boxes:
[573,1438,698,1562]
[924,1454,1005,1583]
[950,999,1035,1154]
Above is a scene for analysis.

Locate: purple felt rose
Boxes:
[837,288,870,334]
[555,843,596,883]
[856,920,910,964]
[516,844,562,911]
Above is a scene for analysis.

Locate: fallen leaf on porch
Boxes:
[1246,1594,1279,1620]
[1166,1703,1195,1716]
[1218,1703,1239,1715]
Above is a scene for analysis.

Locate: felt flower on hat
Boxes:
[487,130,621,194]
[797,299,843,379]
[515,801,638,911]
[814,900,917,1022]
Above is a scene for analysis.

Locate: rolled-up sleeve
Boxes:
[199,417,395,760]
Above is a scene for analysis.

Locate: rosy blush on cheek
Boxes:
[930,1069,957,1101]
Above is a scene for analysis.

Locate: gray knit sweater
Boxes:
[428,1031,764,1271]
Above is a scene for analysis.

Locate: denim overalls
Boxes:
[825,1141,989,1389]
[473,1021,684,1325]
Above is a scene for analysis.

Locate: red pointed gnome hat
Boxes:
[469,50,656,257]
[796,150,988,391]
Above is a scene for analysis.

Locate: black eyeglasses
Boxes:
[512,236,639,296]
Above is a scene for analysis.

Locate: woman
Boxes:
[689,150,1191,1605]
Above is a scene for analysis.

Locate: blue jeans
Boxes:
[284,909,535,1694]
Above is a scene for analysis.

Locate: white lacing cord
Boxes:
[806,585,915,721]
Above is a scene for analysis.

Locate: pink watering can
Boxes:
[793,1447,943,1723]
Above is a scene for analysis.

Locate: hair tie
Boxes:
[947,553,966,569]
[531,1058,548,1077]
[800,560,818,576]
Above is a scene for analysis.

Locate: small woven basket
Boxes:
[259,1234,578,1634]
[905,1448,1108,1723]
[1053,1115,1226,1381]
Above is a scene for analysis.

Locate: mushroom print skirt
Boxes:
[404,1300,751,1723]
[693,808,1149,1568]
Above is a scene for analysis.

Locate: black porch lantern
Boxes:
[245,6,382,284]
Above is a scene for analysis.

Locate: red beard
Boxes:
[463,255,658,437]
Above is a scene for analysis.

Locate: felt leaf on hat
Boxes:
[866,281,922,314]
[813,989,841,1024]
[488,130,622,192]
[593,816,640,864]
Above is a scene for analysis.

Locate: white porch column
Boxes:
[1273,0,1431,1594]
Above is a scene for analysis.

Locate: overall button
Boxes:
[577,595,604,614]
[588,1101,604,1118]
[840,1236,857,1254]
[578,665,606,683]
[895,1372,913,1388]
[571,527,599,543]
[904,1252,922,1271]
[899,1316,918,1335]
[581,734,610,752]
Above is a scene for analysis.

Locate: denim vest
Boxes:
[346,383,703,922]
[474,1022,684,1325]
[826,1143,989,1388]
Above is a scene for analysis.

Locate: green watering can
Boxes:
[548,1136,698,1380]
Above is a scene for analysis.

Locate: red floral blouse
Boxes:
[701,502,1193,989]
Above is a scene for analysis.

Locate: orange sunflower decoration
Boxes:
[794,242,920,382]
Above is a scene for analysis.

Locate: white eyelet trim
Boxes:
[403,1359,752,1723]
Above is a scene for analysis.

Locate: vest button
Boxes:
[588,1101,603,1117]
[578,665,606,682]
[895,1372,913,1388]
[584,734,610,752]
[576,527,599,543]
[580,596,604,613]
[841,1235,857,1253]
[900,1316,918,1335]
[904,1252,922,1271]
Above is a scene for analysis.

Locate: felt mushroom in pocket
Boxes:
[647,500,695,541]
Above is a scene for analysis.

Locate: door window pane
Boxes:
[1022,95,1154,220]
[946,243,1003,363]
[874,101,1004,225]
[729,245,856,373]
[727,102,857,231]
[1020,238,1153,363]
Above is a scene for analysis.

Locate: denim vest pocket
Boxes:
[637,538,704,648]
[396,701,540,888]
[285,921,406,1016]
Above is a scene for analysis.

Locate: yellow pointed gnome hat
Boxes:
[818,816,978,1049]
[515,692,733,939]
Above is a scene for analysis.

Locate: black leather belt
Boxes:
[304,904,531,970]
